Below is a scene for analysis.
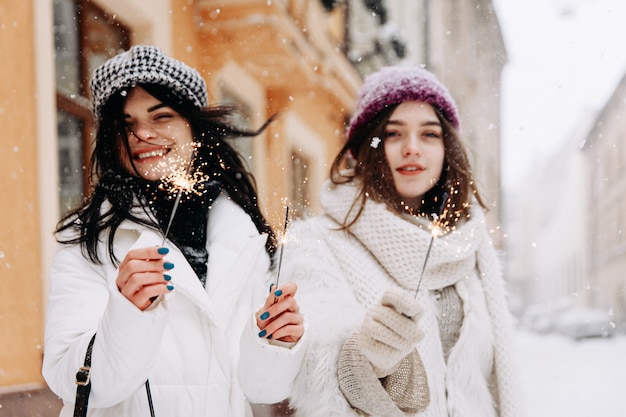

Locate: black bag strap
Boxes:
[73,334,96,417]
[146,379,156,417]
[72,334,156,417]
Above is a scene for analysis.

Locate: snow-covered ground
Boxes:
[515,329,626,416]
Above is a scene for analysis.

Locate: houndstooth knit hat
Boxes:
[347,66,459,140]
[90,45,208,123]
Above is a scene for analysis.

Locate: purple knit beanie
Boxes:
[347,66,459,140]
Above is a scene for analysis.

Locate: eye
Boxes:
[154,112,175,122]
[384,130,400,139]
[423,130,442,139]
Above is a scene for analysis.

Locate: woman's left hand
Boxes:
[255,282,304,343]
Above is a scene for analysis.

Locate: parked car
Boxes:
[519,303,568,334]
[552,307,615,340]
[520,304,615,340]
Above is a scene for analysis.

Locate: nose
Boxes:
[130,122,158,143]
[401,135,421,156]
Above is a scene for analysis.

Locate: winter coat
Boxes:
[282,181,522,417]
[43,193,306,417]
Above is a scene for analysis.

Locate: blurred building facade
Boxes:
[503,124,590,314]
[504,70,626,331]
[0,0,506,414]
[582,72,626,328]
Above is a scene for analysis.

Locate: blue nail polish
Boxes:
[274,289,283,297]
[267,335,273,340]
[158,247,169,255]
[164,274,172,281]
[260,311,269,320]
[258,329,267,338]
[167,285,174,291]
[164,262,175,270]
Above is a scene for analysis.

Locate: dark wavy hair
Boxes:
[55,83,277,265]
[331,102,486,229]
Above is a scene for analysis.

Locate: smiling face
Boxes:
[383,101,445,207]
[120,86,195,181]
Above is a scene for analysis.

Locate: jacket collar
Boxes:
[116,193,269,326]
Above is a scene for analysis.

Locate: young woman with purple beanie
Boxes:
[281,66,522,417]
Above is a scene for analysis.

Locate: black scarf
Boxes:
[106,171,222,287]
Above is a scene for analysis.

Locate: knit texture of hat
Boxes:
[90,45,208,123]
[347,66,460,139]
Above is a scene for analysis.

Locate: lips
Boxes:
[396,164,425,174]
[132,147,170,162]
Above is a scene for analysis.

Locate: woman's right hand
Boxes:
[116,246,174,311]
[358,287,424,377]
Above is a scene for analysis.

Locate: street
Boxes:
[515,329,626,416]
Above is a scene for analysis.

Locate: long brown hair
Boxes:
[330,102,486,230]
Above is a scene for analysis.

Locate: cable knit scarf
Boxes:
[319,181,521,417]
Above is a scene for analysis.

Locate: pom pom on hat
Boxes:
[347,66,460,140]
[90,45,208,124]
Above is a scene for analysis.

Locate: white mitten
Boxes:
[359,287,424,377]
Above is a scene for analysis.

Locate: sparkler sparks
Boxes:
[160,165,208,197]
[157,142,207,196]
[159,142,207,246]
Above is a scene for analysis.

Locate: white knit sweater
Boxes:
[282,181,522,417]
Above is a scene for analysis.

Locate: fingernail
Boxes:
[166,285,174,291]
[260,311,269,320]
[158,247,169,255]
[274,289,283,297]
[269,283,275,293]
[164,274,172,281]
[258,329,267,338]
[164,262,175,270]
[267,334,273,340]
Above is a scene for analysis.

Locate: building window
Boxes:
[219,86,256,173]
[57,110,85,212]
[53,0,130,214]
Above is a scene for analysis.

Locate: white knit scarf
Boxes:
[319,181,521,417]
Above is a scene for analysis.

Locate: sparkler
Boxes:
[160,144,200,246]
[414,191,450,297]
[273,205,290,301]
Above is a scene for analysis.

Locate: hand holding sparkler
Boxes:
[256,282,304,343]
[360,287,424,377]
[254,204,304,343]
[116,246,175,311]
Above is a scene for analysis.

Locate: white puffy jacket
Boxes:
[43,194,306,417]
